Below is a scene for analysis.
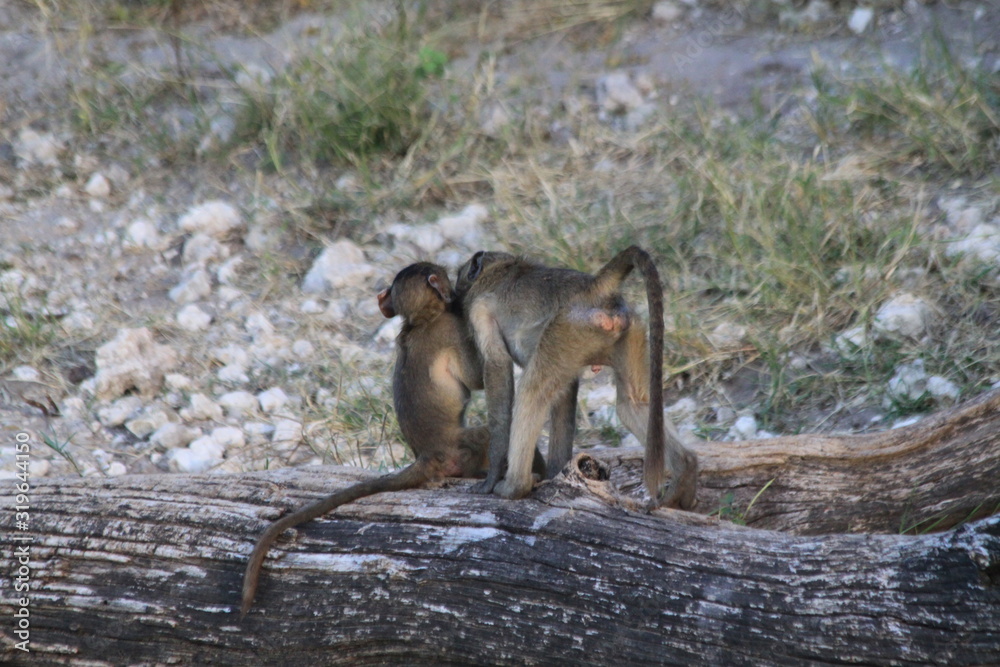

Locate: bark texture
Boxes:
[2,389,999,666]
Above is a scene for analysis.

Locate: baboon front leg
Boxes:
[468,302,515,494]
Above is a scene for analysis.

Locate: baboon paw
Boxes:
[660,482,698,511]
[469,479,497,494]
[494,478,532,500]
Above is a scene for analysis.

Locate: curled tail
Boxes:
[595,246,666,499]
[241,460,431,617]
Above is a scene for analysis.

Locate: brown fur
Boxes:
[455,246,698,509]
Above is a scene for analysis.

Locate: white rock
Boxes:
[15,128,62,167]
[596,71,645,116]
[210,426,245,449]
[125,219,162,251]
[301,240,375,293]
[150,422,202,449]
[244,421,275,445]
[211,344,250,368]
[437,203,489,247]
[376,317,404,344]
[165,373,193,392]
[387,223,445,254]
[315,387,339,411]
[926,376,960,401]
[873,293,933,339]
[217,255,243,285]
[57,217,80,233]
[125,409,170,439]
[336,174,359,191]
[182,233,228,265]
[245,312,274,339]
[665,397,698,421]
[62,309,95,335]
[586,384,617,407]
[947,223,1000,264]
[94,328,178,400]
[188,433,224,460]
[106,461,128,476]
[272,419,303,448]
[291,339,315,359]
[944,201,984,231]
[97,396,144,427]
[167,445,221,473]
[886,359,928,402]
[176,304,212,331]
[218,391,259,417]
[848,6,874,34]
[60,397,87,421]
[832,325,869,354]
[0,270,24,291]
[84,172,111,199]
[652,1,685,23]
[31,459,51,477]
[182,393,224,422]
[300,299,325,314]
[11,365,40,382]
[715,406,736,425]
[730,414,759,440]
[707,322,748,350]
[258,387,289,414]
[169,268,213,303]
[217,364,250,384]
[178,200,243,239]
[479,102,510,138]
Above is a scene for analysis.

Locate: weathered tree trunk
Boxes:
[2,390,999,666]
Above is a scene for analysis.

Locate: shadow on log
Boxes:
[2,390,999,665]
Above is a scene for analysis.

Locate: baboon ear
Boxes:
[377,288,395,318]
[467,251,486,282]
[427,274,453,304]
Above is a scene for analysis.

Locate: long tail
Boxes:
[594,246,665,497]
[240,460,431,617]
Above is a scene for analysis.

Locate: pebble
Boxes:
[169,268,213,304]
[84,172,111,199]
[15,128,62,167]
[872,293,932,340]
[125,219,163,250]
[97,396,143,427]
[258,387,289,414]
[218,391,259,418]
[150,423,202,449]
[178,200,243,238]
[181,393,224,422]
[94,328,178,400]
[176,303,213,331]
[301,240,375,293]
[848,7,875,34]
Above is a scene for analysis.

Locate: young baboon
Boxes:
[241,263,492,616]
[455,246,698,509]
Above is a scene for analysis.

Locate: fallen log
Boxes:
[2,389,999,665]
